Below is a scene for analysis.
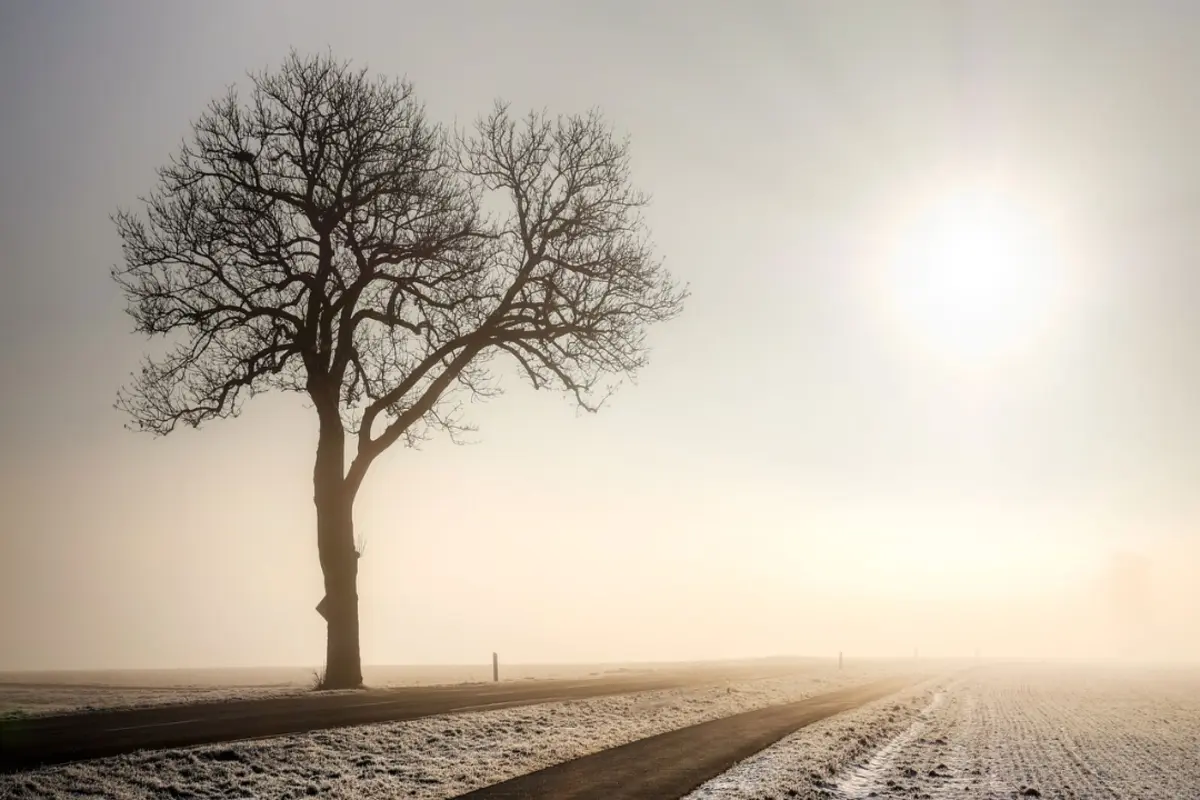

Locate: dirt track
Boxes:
[0,663,818,773]
[452,677,917,800]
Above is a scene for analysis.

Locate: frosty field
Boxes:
[5,662,1196,799]
[687,663,1200,800]
[0,661,687,718]
[0,664,901,799]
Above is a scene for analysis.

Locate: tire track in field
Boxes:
[834,690,947,798]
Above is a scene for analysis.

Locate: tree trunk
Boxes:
[313,420,363,689]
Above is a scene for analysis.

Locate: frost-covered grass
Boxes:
[0,666,901,799]
[0,660,789,718]
[685,680,942,799]
[687,664,1200,800]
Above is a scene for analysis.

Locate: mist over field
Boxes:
[6,5,1200,800]
[3,1,1200,674]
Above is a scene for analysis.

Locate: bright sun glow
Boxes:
[873,175,1073,367]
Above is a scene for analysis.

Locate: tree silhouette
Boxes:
[112,51,686,689]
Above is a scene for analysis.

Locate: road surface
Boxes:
[0,663,816,773]
[452,677,918,800]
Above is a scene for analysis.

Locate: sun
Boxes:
[871,175,1072,367]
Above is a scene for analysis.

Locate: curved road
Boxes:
[452,677,919,800]
[0,663,815,773]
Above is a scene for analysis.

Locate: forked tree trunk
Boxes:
[314,420,363,689]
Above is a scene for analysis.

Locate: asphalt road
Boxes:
[452,676,919,800]
[0,663,816,773]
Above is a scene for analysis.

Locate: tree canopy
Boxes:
[115,53,686,493]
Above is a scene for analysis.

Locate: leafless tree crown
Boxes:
[115,51,686,478]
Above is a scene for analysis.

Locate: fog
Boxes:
[3,1,1200,671]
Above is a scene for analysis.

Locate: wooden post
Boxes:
[492,651,498,682]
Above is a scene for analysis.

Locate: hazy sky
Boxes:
[3,0,1200,671]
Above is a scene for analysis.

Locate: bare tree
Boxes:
[113,51,687,689]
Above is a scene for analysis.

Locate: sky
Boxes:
[2,0,1200,671]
